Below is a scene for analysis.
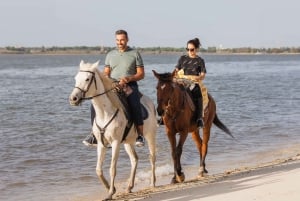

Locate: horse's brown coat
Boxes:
[153,70,232,183]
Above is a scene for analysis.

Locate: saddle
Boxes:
[114,85,148,141]
[174,70,209,115]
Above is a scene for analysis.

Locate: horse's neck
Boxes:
[174,85,185,106]
[92,74,117,118]
[167,85,184,115]
[92,95,115,114]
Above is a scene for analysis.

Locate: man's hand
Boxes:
[119,77,130,86]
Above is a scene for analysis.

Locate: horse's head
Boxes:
[69,60,100,106]
[152,70,176,116]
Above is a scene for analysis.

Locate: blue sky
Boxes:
[0,0,299,48]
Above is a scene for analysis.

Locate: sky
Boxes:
[0,0,299,48]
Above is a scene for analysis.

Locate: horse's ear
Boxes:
[171,69,177,77]
[92,60,100,68]
[152,70,159,79]
[80,60,85,67]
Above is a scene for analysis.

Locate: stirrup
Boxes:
[82,133,97,147]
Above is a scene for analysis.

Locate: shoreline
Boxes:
[71,143,300,201]
[111,154,300,201]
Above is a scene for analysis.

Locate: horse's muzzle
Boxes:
[69,95,82,106]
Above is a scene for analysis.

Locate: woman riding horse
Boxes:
[153,69,233,183]
[175,37,206,128]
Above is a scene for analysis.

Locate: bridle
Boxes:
[74,70,119,148]
[75,70,116,100]
[159,81,185,121]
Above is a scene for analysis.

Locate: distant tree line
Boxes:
[2,46,300,54]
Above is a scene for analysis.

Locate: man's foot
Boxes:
[135,135,145,147]
[82,133,97,147]
[197,118,204,128]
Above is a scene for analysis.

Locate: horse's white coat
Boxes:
[69,61,157,200]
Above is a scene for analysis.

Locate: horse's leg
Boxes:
[123,143,138,193]
[140,96,157,187]
[105,141,121,200]
[166,131,178,184]
[198,127,211,177]
[145,133,156,187]
[175,132,188,183]
[191,130,206,178]
[96,145,109,190]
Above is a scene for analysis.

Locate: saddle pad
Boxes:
[198,82,209,113]
[175,76,209,113]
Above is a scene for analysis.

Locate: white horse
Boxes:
[69,60,157,200]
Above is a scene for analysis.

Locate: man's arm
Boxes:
[103,66,111,77]
[120,66,144,85]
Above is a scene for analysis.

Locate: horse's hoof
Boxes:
[126,188,132,193]
[171,177,177,184]
[198,167,204,178]
[104,187,116,200]
[103,196,112,201]
[198,167,208,178]
[176,173,185,183]
[197,172,204,179]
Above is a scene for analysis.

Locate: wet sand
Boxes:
[111,154,300,201]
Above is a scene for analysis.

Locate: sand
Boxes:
[110,154,300,201]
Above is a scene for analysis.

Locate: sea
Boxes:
[1,53,300,201]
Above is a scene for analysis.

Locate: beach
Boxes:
[1,54,299,201]
[111,154,300,201]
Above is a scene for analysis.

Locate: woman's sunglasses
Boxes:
[186,48,195,52]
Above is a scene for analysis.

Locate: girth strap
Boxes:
[95,109,119,148]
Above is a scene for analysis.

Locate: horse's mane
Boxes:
[158,72,173,82]
[96,70,126,111]
[80,62,125,111]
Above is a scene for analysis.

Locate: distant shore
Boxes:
[1,46,300,55]
[1,50,300,56]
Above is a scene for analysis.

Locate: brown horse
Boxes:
[153,70,233,183]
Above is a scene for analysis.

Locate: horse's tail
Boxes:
[213,114,234,138]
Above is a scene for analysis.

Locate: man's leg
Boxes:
[127,86,145,147]
[82,104,98,146]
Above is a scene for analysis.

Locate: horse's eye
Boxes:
[85,78,90,82]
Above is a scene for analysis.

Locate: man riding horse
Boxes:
[83,29,146,147]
